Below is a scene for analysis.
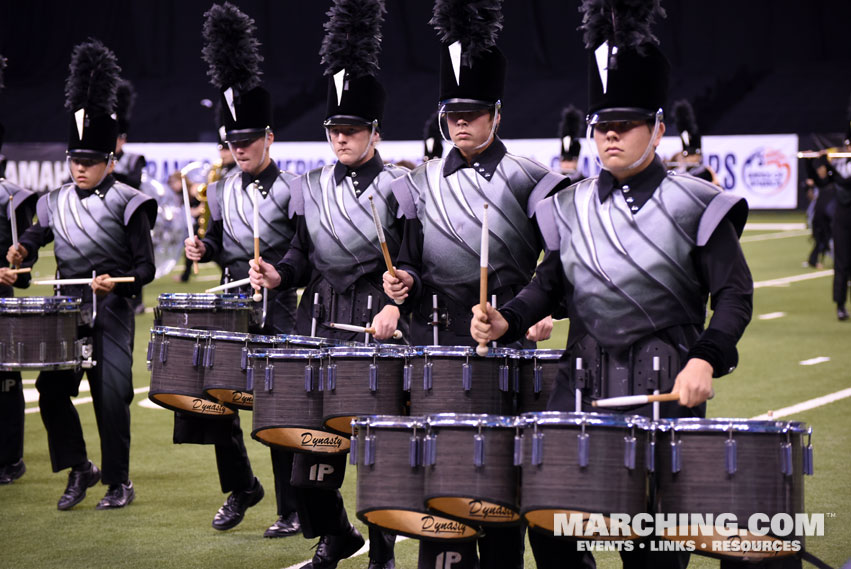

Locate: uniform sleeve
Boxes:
[200,219,223,263]
[273,215,312,290]
[111,207,156,298]
[11,193,37,288]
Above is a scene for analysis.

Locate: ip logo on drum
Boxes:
[435,552,463,568]
[2,378,17,392]
[308,463,335,482]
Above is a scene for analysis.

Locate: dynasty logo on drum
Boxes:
[300,431,345,450]
[191,398,229,415]
[420,515,469,536]
[231,391,253,405]
[467,500,517,521]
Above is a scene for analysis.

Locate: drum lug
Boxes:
[38,341,46,362]
[513,364,519,393]
[577,432,590,468]
[780,441,793,476]
[364,434,376,466]
[146,340,154,364]
[17,342,24,362]
[403,363,412,391]
[513,434,524,466]
[368,363,378,392]
[264,363,275,392]
[498,364,509,392]
[318,364,325,392]
[350,436,358,466]
[304,365,314,391]
[192,343,202,368]
[240,347,248,370]
[246,366,254,391]
[624,435,636,470]
[205,343,216,368]
[160,339,169,363]
[725,438,737,475]
[462,362,472,392]
[531,431,544,466]
[646,437,656,473]
[670,438,682,474]
[423,362,433,391]
[409,435,420,467]
[424,434,437,466]
[327,363,337,391]
[59,341,68,362]
[803,428,814,476]
[473,433,485,468]
[533,364,544,394]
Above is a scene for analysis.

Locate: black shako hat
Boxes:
[559,106,583,161]
[320,0,387,128]
[673,99,702,156]
[432,0,506,109]
[65,39,121,158]
[581,0,669,122]
[202,2,272,142]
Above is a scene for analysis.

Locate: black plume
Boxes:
[64,39,121,114]
[579,0,666,54]
[320,0,386,77]
[202,2,263,92]
[423,110,441,140]
[431,0,504,66]
[672,99,698,137]
[115,79,136,122]
[0,54,6,92]
[558,106,583,140]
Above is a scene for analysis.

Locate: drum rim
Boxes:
[426,413,517,428]
[208,330,280,343]
[518,349,564,359]
[353,415,425,429]
[248,347,324,359]
[519,411,651,428]
[0,295,81,312]
[415,345,518,357]
[151,325,212,339]
[655,417,808,433]
[285,334,337,347]
[157,292,252,309]
[327,345,411,358]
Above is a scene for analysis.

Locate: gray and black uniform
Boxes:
[392,139,562,569]
[497,157,753,569]
[173,160,299,518]
[0,179,37,473]
[17,174,156,486]
[112,151,146,190]
[830,157,851,309]
[271,151,405,561]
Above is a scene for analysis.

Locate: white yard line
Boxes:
[753,270,833,288]
[758,312,786,320]
[743,223,806,231]
[740,229,811,243]
[751,387,851,420]
[25,386,150,415]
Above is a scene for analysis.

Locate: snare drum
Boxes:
[519,412,650,537]
[147,326,234,417]
[353,415,480,541]
[250,347,348,454]
[201,332,285,409]
[654,418,811,559]
[408,346,515,416]
[424,414,520,526]
[156,293,252,332]
[322,345,409,435]
[516,349,562,414]
[0,296,81,371]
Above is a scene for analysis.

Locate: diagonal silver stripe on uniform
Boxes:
[301,164,406,292]
[210,168,297,268]
[538,173,742,351]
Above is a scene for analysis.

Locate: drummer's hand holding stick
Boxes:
[248,257,282,290]
[6,243,27,268]
[0,267,20,286]
[671,358,714,408]
[184,236,206,263]
[526,315,554,342]
[370,305,401,340]
[470,303,508,347]
[91,273,118,298]
[383,268,413,303]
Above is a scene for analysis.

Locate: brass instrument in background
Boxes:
[195,158,224,238]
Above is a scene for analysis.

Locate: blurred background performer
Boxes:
[180,2,301,539]
[670,98,719,185]
[0,54,38,486]
[422,110,443,162]
[471,0,757,566]
[7,39,157,510]
[383,0,562,567]
[557,105,585,184]
[828,94,851,320]
[250,0,403,566]
[802,156,835,270]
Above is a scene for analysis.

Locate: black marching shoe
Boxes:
[264,512,301,538]
[368,560,395,569]
[300,524,365,569]
[57,461,101,510]
[212,477,264,531]
[96,480,135,509]
[838,305,849,321]
[0,459,26,484]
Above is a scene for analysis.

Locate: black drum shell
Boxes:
[516,350,562,414]
[0,311,79,370]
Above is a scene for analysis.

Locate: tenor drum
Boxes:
[201,331,285,409]
[250,347,348,454]
[155,292,252,332]
[322,345,409,435]
[0,296,81,371]
[654,418,812,559]
[353,415,480,541]
[408,346,515,416]
[423,414,520,526]
[516,349,563,414]
[147,326,233,417]
[519,412,650,537]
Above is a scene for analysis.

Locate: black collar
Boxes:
[333,150,384,193]
[597,156,667,211]
[442,137,507,180]
[241,160,281,198]
[75,174,116,200]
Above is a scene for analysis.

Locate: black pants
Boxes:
[0,371,24,466]
[832,202,851,306]
[36,294,134,485]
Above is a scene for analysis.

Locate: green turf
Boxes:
[1,210,849,568]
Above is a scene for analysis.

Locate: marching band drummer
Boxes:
[179,3,301,539]
[0,53,38,485]
[470,2,754,567]
[382,1,562,567]
[249,1,403,566]
[6,40,157,510]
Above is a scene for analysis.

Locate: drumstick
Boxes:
[476,203,489,357]
[327,322,403,340]
[180,170,199,275]
[8,268,31,275]
[33,276,136,286]
[9,194,19,270]
[251,182,262,302]
[369,196,403,306]
[592,392,680,408]
[205,277,251,293]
